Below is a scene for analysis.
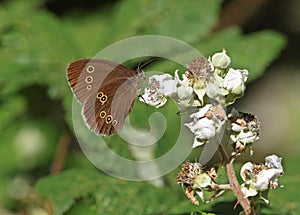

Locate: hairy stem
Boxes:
[218,145,254,215]
[211,183,231,190]
[226,158,254,215]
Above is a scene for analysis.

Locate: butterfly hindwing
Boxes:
[81,77,139,135]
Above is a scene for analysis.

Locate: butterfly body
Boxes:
[67,58,143,136]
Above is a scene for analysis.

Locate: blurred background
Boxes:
[0,0,299,214]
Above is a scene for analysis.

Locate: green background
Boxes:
[0,0,298,214]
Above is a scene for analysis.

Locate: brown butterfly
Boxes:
[67,58,143,136]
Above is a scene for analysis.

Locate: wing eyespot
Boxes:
[85,76,93,84]
[87,65,94,73]
[100,95,108,105]
[112,120,118,126]
[99,111,106,118]
[97,91,104,99]
[86,85,92,90]
[106,115,113,124]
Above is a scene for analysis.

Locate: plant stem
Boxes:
[218,145,254,215]
[211,183,231,190]
[50,132,70,174]
[226,158,254,215]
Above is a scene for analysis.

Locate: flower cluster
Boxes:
[139,50,284,212]
[228,108,261,154]
[140,50,250,148]
[184,104,227,148]
[140,49,248,109]
[139,74,176,108]
[240,154,284,204]
[176,161,218,205]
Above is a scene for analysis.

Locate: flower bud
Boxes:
[211,49,231,69]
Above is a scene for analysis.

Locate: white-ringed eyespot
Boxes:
[87,65,94,73]
[85,76,93,84]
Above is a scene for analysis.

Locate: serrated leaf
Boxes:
[36,168,181,215]
[197,28,286,83]
[36,169,101,215]
[109,0,223,42]
[147,28,286,83]
[227,30,286,81]
[92,178,178,215]
[0,0,81,98]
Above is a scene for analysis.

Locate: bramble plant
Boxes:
[0,0,290,214]
[139,50,284,215]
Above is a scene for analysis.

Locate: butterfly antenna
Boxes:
[137,57,161,72]
[176,109,189,116]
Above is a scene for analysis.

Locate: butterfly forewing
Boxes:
[67,58,135,104]
[67,58,142,136]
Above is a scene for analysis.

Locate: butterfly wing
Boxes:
[67,58,135,104]
[82,76,142,136]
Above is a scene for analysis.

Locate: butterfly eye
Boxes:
[85,76,93,84]
[97,92,104,99]
[100,95,108,105]
[106,115,113,123]
[99,111,106,118]
[87,65,94,73]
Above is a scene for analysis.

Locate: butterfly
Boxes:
[67,58,143,136]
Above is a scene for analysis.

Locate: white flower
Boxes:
[177,85,193,100]
[224,68,248,95]
[211,49,231,69]
[240,155,284,200]
[139,87,167,108]
[240,161,253,181]
[206,74,228,103]
[185,105,227,148]
[175,70,190,87]
[265,154,283,173]
[185,105,215,147]
[177,162,216,204]
[194,173,212,202]
[139,74,176,108]
[174,70,201,107]
[241,180,258,198]
[149,74,177,96]
[255,168,281,191]
[193,172,212,189]
[231,123,244,132]
[193,79,206,104]
[228,110,260,152]
[175,70,207,106]
[230,130,259,144]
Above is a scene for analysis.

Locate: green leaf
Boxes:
[36,168,181,215]
[200,28,287,81]
[227,30,287,81]
[0,0,81,98]
[109,0,223,42]
[0,96,25,133]
[36,169,101,215]
[0,1,290,214]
